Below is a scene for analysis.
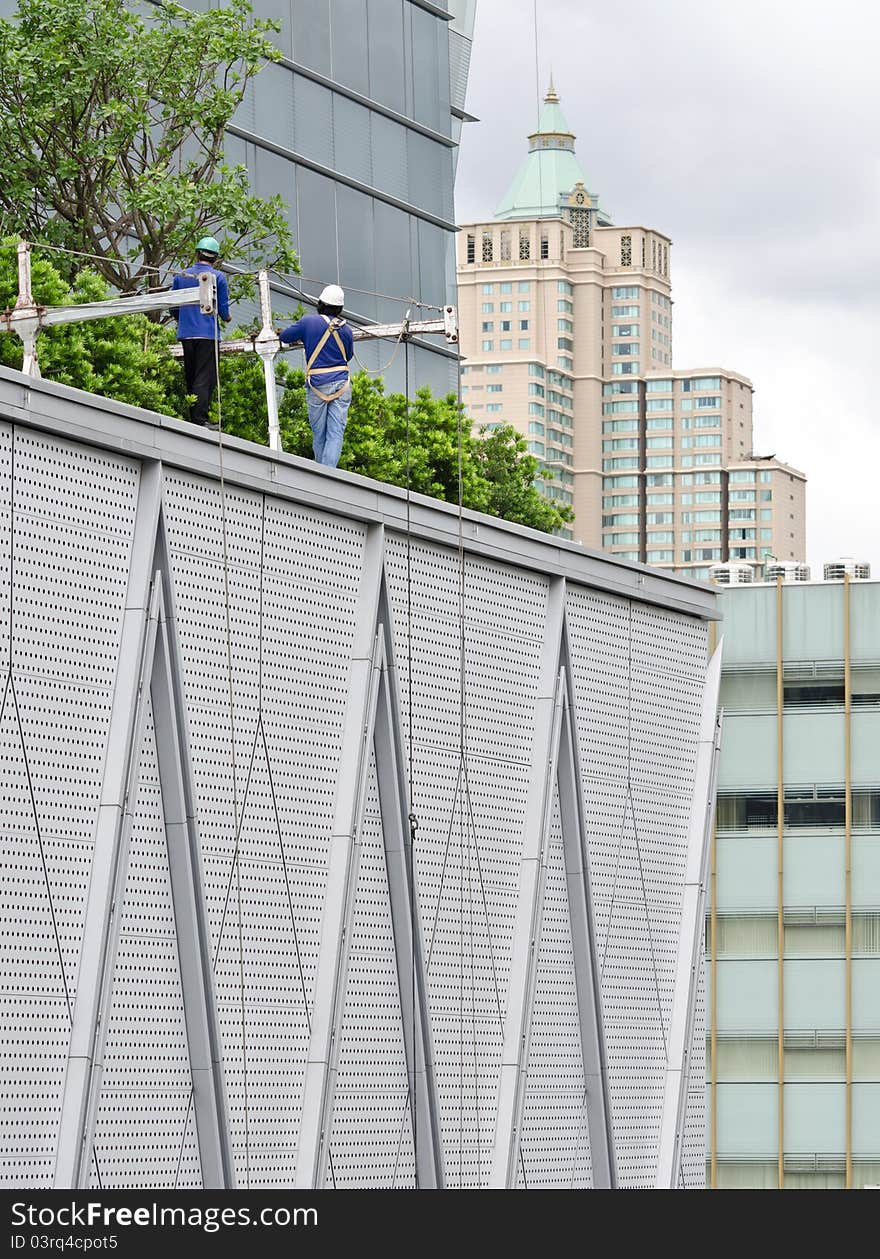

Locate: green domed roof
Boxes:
[494,80,609,223]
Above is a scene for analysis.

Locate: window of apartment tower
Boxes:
[620,235,632,266]
[641,237,646,267]
[540,231,549,259]
[482,231,493,262]
[652,239,657,271]
[519,228,530,260]
[466,235,475,263]
[500,229,511,261]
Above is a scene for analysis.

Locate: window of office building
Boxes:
[519,301,530,312]
[518,338,530,349]
[500,338,512,350]
[558,281,573,295]
[481,340,493,352]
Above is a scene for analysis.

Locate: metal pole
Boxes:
[254,270,282,453]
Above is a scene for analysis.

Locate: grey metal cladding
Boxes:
[564,586,709,1188]
[682,961,707,1188]
[327,753,417,1188]
[0,423,139,1187]
[518,787,594,1188]
[88,706,203,1190]
[0,384,715,1189]
[383,536,549,1186]
[160,473,367,1187]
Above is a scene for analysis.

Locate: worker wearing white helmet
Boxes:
[279,283,354,468]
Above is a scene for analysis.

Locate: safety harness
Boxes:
[305,318,350,403]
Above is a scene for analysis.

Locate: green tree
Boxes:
[0,0,296,296]
[0,243,573,535]
[0,238,187,413]
[212,365,574,533]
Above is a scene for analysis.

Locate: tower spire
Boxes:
[545,72,558,103]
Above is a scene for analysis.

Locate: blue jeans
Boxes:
[306,384,351,467]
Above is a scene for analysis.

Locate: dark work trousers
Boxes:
[181,338,219,425]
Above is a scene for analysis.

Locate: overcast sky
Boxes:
[454,0,880,574]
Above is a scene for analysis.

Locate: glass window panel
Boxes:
[715,1163,778,1188]
[337,185,377,319]
[331,0,370,95]
[784,925,845,957]
[293,1,331,74]
[333,94,372,186]
[784,1048,845,1079]
[715,1039,778,1080]
[293,75,334,165]
[367,0,406,113]
[295,167,338,285]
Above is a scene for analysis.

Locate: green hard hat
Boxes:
[196,235,220,255]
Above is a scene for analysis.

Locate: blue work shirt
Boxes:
[172,263,230,339]
[280,313,354,388]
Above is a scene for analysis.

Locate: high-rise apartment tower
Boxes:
[457,84,806,577]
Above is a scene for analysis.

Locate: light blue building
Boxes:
[709,576,880,1188]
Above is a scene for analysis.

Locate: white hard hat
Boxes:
[319,283,345,306]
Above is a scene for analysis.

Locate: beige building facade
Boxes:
[456,84,807,579]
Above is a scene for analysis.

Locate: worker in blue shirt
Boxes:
[171,236,230,427]
[279,284,354,467]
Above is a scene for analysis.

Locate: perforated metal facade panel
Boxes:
[682,962,707,1188]
[565,588,709,1187]
[0,423,139,1187]
[88,708,202,1189]
[161,474,367,1187]
[384,537,548,1186]
[0,390,715,1189]
[518,790,593,1188]
[327,755,416,1188]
